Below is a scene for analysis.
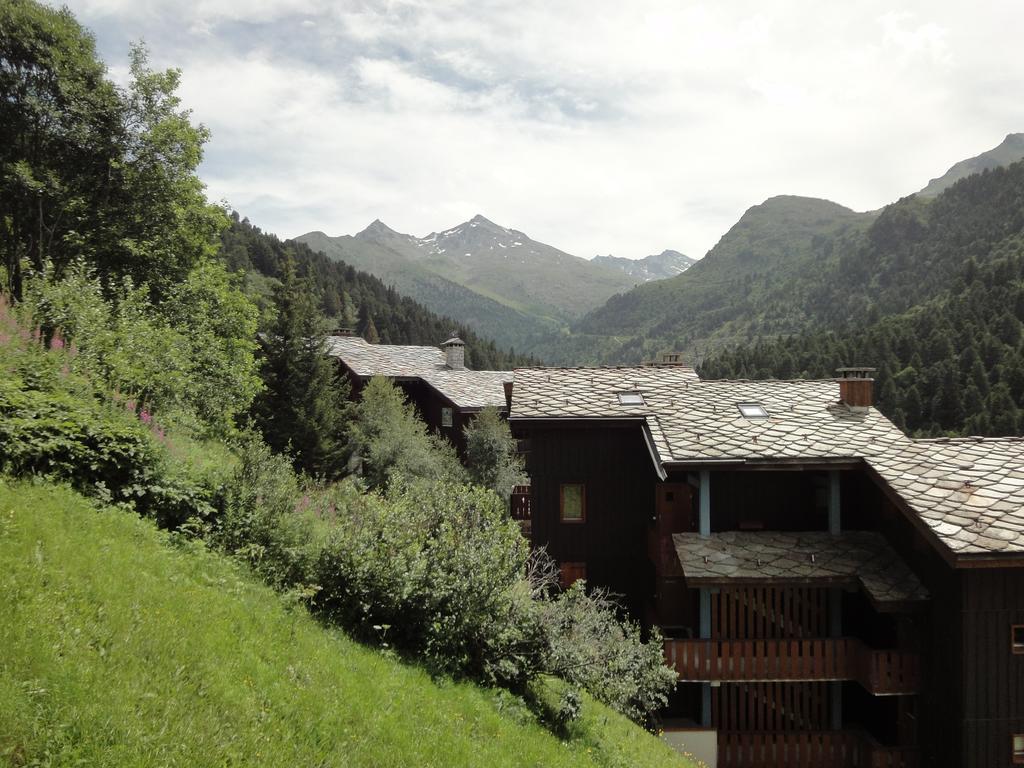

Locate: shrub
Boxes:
[312,479,544,688]
[210,436,317,590]
[541,583,678,725]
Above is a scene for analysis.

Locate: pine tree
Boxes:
[255,257,351,477]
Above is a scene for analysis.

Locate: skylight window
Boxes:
[618,392,645,406]
[738,403,769,419]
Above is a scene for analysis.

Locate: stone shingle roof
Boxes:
[510,368,908,464]
[673,531,929,609]
[867,437,1024,556]
[511,367,1024,557]
[326,336,446,377]
[422,370,512,410]
[326,336,509,410]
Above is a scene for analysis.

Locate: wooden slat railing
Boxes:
[664,638,920,694]
[717,731,919,768]
[510,486,531,521]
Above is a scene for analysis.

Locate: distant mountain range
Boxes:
[592,250,695,281]
[918,133,1024,197]
[296,215,686,350]
[521,132,1024,365]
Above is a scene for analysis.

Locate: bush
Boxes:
[209,436,317,590]
[541,583,678,725]
[0,298,215,527]
[312,479,544,688]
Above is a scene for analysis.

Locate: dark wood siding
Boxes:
[855,471,963,767]
[710,470,828,532]
[521,423,659,619]
[962,569,1024,767]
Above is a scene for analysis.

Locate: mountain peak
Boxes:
[357,219,400,239]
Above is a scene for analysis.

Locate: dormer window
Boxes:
[738,403,769,419]
[618,392,645,406]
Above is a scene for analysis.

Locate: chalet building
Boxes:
[327,334,511,455]
[507,365,1024,768]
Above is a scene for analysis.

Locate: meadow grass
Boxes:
[0,479,690,767]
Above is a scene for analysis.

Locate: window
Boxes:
[737,402,769,419]
[441,407,453,428]
[1014,734,1024,764]
[559,562,586,589]
[617,392,645,406]
[560,484,585,523]
[1013,625,1024,654]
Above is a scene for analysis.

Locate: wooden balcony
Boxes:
[664,637,920,695]
[717,730,918,768]
[510,485,531,537]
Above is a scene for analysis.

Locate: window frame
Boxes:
[1012,624,1024,655]
[737,402,769,419]
[560,483,586,524]
[441,406,454,428]
[1013,733,1024,764]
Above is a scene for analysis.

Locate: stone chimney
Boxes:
[836,367,876,412]
[441,335,465,370]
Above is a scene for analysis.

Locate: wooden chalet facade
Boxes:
[508,365,1024,768]
[327,334,511,455]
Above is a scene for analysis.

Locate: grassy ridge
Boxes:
[0,480,689,768]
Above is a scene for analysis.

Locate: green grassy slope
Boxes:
[0,479,690,768]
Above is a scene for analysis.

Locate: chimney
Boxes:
[836,367,876,412]
[441,334,465,370]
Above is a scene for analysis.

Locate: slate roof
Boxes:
[510,367,1024,558]
[421,369,512,410]
[510,368,909,464]
[867,438,1024,556]
[326,336,509,410]
[326,335,446,377]
[673,531,929,610]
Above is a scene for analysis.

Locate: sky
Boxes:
[58,0,1024,261]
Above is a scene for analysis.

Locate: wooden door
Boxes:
[656,483,696,533]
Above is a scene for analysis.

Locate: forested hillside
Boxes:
[537,158,1024,371]
[221,215,535,370]
[701,164,1024,437]
[532,196,877,364]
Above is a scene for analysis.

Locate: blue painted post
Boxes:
[829,470,841,536]
[699,469,711,537]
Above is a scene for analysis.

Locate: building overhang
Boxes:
[674,530,930,614]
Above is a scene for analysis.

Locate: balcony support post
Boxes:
[828,470,841,535]
[699,470,710,537]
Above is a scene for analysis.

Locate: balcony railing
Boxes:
[664,637,920,695]
[510,485,531,537]
[717,730,918,768]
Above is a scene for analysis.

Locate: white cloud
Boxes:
[57,0,1024,260]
